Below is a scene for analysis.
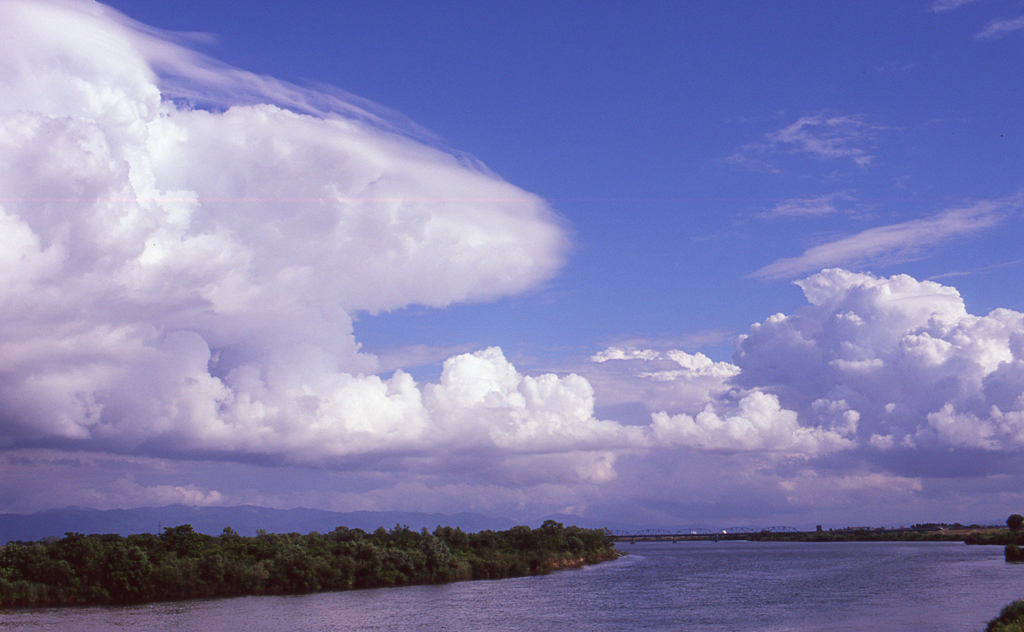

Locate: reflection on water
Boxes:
[1,541,1021,631]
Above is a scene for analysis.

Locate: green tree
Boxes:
[1008,514,1024,532]
[159,524,214,559]
[100,543,152,602]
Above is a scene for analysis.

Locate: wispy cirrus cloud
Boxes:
[930,0,984,12]
[928,258,1024,281]
[731,114,883,171]
[976,15,1024,38]
[760,192,855,219]
[768,114,881,167]
[751,197,1019,279]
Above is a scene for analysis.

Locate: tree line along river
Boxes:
[0,521,617,608]
[3,539,1024,631]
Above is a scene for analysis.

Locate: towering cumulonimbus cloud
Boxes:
[0,0,635,481]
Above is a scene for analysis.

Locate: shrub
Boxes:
[987,600,1024,631]
[1006,544,1024,563]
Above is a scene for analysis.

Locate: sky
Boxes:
[0,0,1022,530]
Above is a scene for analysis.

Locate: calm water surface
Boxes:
[3,541,1023,631]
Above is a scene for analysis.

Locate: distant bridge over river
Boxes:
[609,527,801,543]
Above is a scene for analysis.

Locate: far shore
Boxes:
[611,525,1010,544]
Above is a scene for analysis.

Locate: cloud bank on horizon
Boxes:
[1,0,1023,526]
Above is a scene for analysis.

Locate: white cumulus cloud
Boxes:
[585,269,1024,467]
[651,391,854,456]
[586,348,851,457]
[735,269,1024,455]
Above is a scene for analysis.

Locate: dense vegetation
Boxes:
[986,600,1024,631]
[0,520,617,608]
[1003,542,1024,562]
[958,515,1024,561]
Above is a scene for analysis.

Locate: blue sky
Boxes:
[98,0,1024,364]
[0,0,1022,529]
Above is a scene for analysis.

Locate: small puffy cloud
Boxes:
[590,347,664,362]
[752,197,1015,279]
[591,347,738,380]
[869,433,896,450]
[640,350,741,381]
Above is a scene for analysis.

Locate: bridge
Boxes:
[608,526,799,543]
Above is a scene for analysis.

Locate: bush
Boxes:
[1006,544,1024,562]
[988,600,1024,631]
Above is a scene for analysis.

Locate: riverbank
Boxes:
[611,527,1005,544]
[0,520,617,609]
[747,528,997,543]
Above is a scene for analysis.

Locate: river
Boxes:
[1,541,1022,631]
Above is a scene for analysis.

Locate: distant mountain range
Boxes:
[3,505,861,543]
[0,505,529,543]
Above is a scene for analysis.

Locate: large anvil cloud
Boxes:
[0,0,639,482]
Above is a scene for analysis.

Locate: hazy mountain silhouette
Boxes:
[0,505,521,542]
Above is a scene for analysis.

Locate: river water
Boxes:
[2,541,1023,631]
